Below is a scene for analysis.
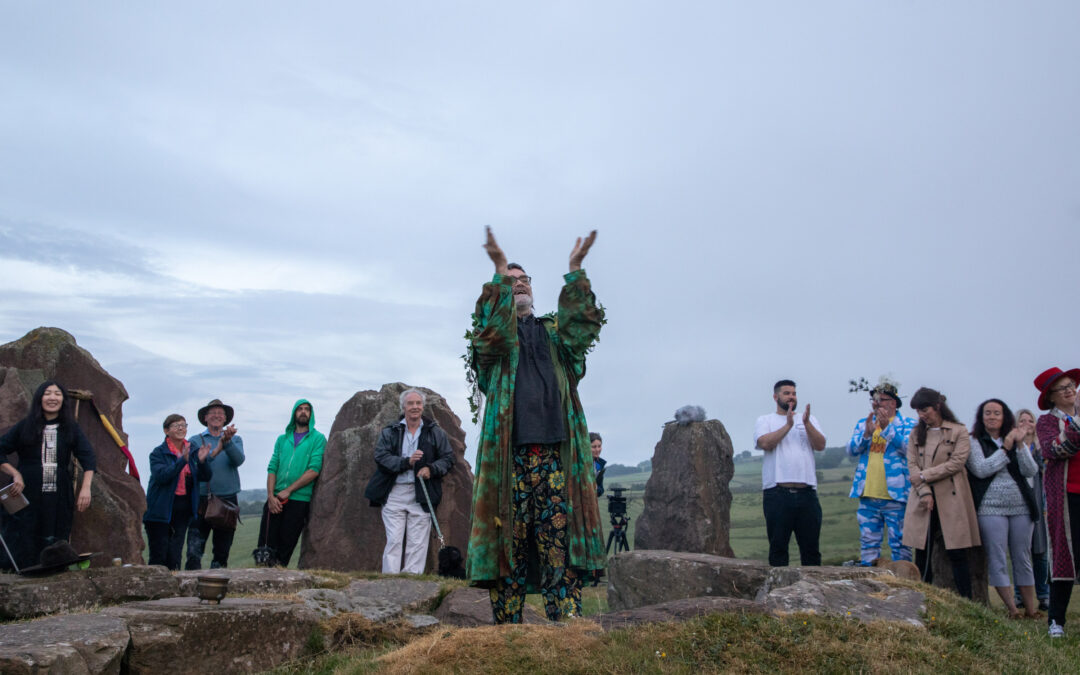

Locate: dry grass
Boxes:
[323,614,422,652]
[375,622,607,675]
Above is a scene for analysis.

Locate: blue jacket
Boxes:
[143,439,212,524]
[846,414,915,502]
[189,429,245,497]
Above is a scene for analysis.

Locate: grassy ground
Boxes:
[267,576,1080,674]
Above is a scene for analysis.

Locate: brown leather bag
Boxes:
[203,495,239,530]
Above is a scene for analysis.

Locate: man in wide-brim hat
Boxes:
[846,377,916,566]
[1032,367,1080,638]
[185,398,244,570]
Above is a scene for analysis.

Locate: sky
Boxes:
[2,3,1078,491]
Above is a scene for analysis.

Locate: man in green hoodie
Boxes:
[256,399,325,567]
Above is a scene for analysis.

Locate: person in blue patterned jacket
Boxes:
[847,379,916,564]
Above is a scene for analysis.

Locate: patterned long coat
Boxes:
[465,269,606,586]
[1038,411,1080,580]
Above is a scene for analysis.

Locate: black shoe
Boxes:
[1039,599,1050,612]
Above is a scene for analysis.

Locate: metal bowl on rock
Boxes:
[196,575,229,604]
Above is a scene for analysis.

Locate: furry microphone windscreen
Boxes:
[674,405,706,425]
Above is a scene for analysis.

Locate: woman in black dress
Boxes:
[0,380,96,570]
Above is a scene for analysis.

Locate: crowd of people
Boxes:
[755,369,1080,638]
[3,229,1079,635]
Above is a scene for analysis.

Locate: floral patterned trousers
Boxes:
[490,443,581,623]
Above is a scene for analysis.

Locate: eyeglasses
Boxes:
[1052,384,1076,394]
[510,275,531,285]
[169,422,188,429]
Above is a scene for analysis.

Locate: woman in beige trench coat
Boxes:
[902,387,981,598]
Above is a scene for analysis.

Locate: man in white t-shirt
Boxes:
[754,379,826,566]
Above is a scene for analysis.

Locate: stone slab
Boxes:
[103,597,320,674]
[0,566,177,619]
[344,578,442,612]
[0,613,131,674]
[598,596,765,631]
[765,578,926,627]
[175,568,317,596]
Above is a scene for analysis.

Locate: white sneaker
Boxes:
[1049,620,1066,638]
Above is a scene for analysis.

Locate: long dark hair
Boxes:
[18,380,77,446]
[910,387,959,446]
[971,398,1016,441]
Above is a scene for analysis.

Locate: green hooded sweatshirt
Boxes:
[267,399,326,502]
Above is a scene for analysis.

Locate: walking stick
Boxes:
[417,475,446,550]
[0,529,20,574]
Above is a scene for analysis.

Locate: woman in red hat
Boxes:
[1033,366,1080,638]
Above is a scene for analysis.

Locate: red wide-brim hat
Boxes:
[1034,367,1080,410]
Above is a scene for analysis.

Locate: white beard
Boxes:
[514,293,533,312]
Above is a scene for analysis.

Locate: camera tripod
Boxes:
[606,513,631,555]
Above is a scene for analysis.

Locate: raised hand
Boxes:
[803,403,812,426]
[863,407,876,438]
[569,230,598,272]
[483,226,509,275]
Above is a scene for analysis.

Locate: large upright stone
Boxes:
[299,383,473,572]
[0,328,146,565]
[634,419,735,556]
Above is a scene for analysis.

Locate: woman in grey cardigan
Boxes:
[966,398,1040,618]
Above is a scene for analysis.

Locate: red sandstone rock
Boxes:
[299,383,473,573]
[0,327,146,565]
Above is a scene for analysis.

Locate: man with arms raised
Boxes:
[466,227,606,624]
[755,379,826,566]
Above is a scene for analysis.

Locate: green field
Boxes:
[158,456,870,569]
[607,456,876,565]
[141,509,300,570]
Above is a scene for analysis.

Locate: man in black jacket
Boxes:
[365,388,455,574]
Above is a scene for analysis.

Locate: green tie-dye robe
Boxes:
[466,269,606,586]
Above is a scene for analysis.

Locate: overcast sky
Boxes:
[2,3,1078,491]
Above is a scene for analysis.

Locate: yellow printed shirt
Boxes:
[861,420,893,500]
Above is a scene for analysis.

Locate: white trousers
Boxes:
[381,482,432,574]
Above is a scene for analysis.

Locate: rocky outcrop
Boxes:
[299,383,474,573]
[928,531,990,605]
[103,597,321,674]
[175,567,318,597]
[634,419,734,556]
[607,550,924,627]
[297,578,441,622]
[598,596,765,631]
[0,327,146,565]
[764,577,925,626]
[0,565,177,619]
[0,613,131,674]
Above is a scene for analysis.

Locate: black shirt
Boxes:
[512,314,567,446]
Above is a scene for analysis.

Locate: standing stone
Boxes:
[634,419,735,556]
[0,327,146,565]
[299,383,473,572]
[927,529,990,605]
